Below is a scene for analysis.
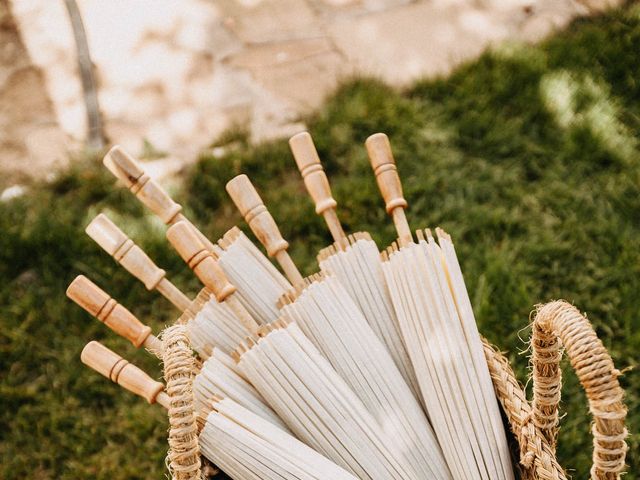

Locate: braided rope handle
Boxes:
[531,301,628,479]
[482,337,567,480]
[162,324,202,480]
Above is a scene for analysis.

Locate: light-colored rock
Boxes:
[218,0,320,44]
[1,184,25,201]
[226,37,347,109]
[0,1,69,188]
[2,0,625,185]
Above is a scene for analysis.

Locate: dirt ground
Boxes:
[0,0,67,191]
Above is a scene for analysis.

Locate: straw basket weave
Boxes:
[162,300,628,480]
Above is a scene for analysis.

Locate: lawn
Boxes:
[1,3,638,478]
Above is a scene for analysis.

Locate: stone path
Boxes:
[1,0,620,191]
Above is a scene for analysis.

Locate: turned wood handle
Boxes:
[226,174,289,257]
[365,133,413,244]
[365,133,408,214]
[103,146,182,224]
[86,214,166,290]
[166,222,235,302]
[81,341,165,405]
[67,275,152,348]
[289,132,337,215]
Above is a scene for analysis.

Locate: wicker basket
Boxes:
[484,300,628,480]
[163,300,628,480]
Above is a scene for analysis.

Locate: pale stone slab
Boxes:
[217,0,321,44]
[2,0,625,184]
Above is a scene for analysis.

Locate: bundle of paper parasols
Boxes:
[67,132,628,480]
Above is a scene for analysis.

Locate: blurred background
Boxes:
[1,0,618,190]
[1,0,638,479]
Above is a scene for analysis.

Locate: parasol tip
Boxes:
[67,275,153,348]
[289,131,321,172]
[167,222,236,303]
[365,133,394,172]
[67,275,108,317]
[85,213,125,256]
[103,145,143,187]
[288,131,341,222]
[364,132,408,213]
[81,341,165,405]
[225,174,263,220]
[364,133,413,244]
[225,174,290,259]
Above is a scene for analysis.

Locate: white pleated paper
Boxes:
[194,349,287,430]
[200,397,357,480]
[382,229,514,480]
[318,233,421,401]
[279,275,450,479]
[237,323,424,480]
[216,228,291,323]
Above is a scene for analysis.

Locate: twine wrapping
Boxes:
[155,300,626,480]
[482,337,567,480]
[531,301,628,480]
[531,318,562,453]
[162,324,202,480]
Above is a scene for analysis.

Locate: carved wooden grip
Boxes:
[67,275,152,348]
[289,132,337,215]
[365,133,408,214]
[166,222,235,302]
[225,174,289,257]
[103,146,182,224]
[81,341,165,404]
[86,214,166,290]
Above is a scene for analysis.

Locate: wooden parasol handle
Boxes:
[103,146,216,252]
[86,214,191,311]
[531,301,628,479]
[226,174,304,286]
[365,133,413,246]
[104,146,182,224]
[67,275,161,352]
[81,341,169,408]
[289,132,346,245]
[166,222,259,333]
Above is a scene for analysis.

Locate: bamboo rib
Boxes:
[86,211,252,359]
[81,341,356,480]
[367,132,514,480]
[86,213,192,311]
[236,322,422,480]
[67,275,285,428]
[195,352,286,428]
[226,174,451,479]
[180,288,250,358]
[103,147,290,335]
[215,227,291,324]
[103,146,216,251]
[167,220,436,480]
[289,131,420,400]
[437,228,513,478]
[202,397,358,480]
[317,234,420,400]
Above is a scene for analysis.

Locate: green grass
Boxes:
[2,4,639,478]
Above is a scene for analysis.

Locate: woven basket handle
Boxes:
[162,324,201,480]
[482,337,567,480]
[531,301,628,479]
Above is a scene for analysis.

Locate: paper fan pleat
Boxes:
[318,235,421,401]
